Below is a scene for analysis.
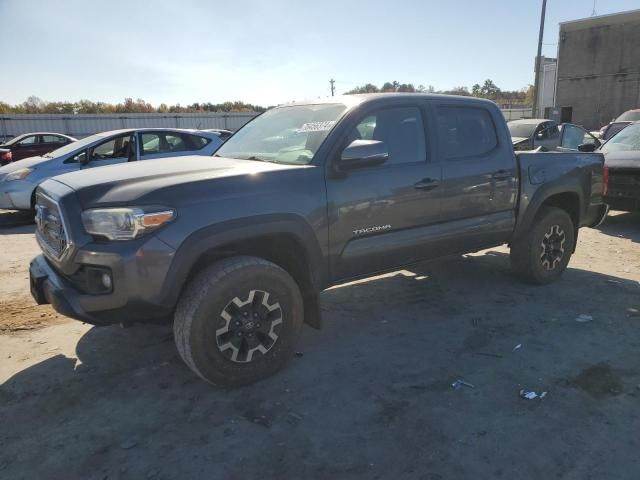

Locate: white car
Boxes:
[0,128,223,211]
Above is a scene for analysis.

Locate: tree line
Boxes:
[345,79,534,107]
[0,97,267,114]
[1,80,534,114]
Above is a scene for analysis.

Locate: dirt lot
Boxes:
[1,212,639,479]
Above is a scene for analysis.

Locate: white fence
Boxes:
[500,108,533,121]
[1,108,533,139]
[0,112,259,139]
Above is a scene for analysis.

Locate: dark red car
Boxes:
[0,132,77,165]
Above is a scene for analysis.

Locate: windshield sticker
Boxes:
[297,121,336,133]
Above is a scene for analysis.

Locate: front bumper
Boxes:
[0,180,36,210]
[30,235,177,326]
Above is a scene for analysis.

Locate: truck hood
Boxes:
[48,155,310,207]
[511,136,528,145]
[603,151,640,170]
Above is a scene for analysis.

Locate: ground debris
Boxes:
[519,390,547,400]
[451,379,475,390]
[0,299,67,334]
[576,314,593,323]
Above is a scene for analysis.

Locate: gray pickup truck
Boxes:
[29,94,608,386]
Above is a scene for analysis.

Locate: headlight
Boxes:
[81,207,175,240]
[4,167,33,181]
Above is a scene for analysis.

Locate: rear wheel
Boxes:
[174,256,303,387]
[510,206,575,285]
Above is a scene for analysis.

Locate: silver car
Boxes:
[0,128,223,211]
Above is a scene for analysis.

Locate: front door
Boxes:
[82,133,134,169]
[533,122,561,150]
[327,105,442,282]
[12,135,40,160]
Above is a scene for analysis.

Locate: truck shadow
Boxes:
[1,252,639,478]
[595,210,640,243]
[0,210,34,230]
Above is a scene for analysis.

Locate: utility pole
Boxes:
[330,78,335,96]
[532,0,547,118]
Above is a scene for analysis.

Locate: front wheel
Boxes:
[173,256,303,387]
[510,206,576,285]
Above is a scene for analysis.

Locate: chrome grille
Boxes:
[35,191,68,260]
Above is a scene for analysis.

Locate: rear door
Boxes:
[432,102,517,253]
[327,103,442,281]
[38,135,68,156]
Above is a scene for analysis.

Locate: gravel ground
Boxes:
[0,211,639,479]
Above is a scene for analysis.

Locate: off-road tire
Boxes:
[510,206,575,285]
[174,256,303,387]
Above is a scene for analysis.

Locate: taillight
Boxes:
[0,151,11,162]
[602,165,609,196]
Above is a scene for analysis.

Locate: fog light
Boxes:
[101,273,112,290]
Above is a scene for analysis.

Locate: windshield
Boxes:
[42,133,105,158]
[616,111,640,122]
[600,123,640,153]
[508,122,537,138]
[214,103,348,165]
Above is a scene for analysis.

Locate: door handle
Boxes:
[414,178,440,190]
[491,170,511,180]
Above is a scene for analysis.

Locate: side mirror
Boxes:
[339,140,388,170]
[578,143,597,152]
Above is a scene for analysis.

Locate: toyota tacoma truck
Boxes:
[29,94,608,386]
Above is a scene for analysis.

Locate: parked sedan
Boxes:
[0,128,222,211]
[599,121,640,212]
[0,132,77,165]
[598,109,640,141]
[508,119,600,152]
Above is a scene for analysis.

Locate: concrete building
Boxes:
[535,56,557,117]
[555,9,640,130]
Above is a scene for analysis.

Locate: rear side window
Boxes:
[188,134,211,149]
[41,135,67,144]
[141,133,210,156]
[436,106,498,159]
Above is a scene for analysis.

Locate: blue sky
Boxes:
[1,0,638,106]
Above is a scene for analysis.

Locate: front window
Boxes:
[214,103,348,165]
[560,125,585,149]
[17,135,38,145]
[90,134,132,161]
[600,123,640,153]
